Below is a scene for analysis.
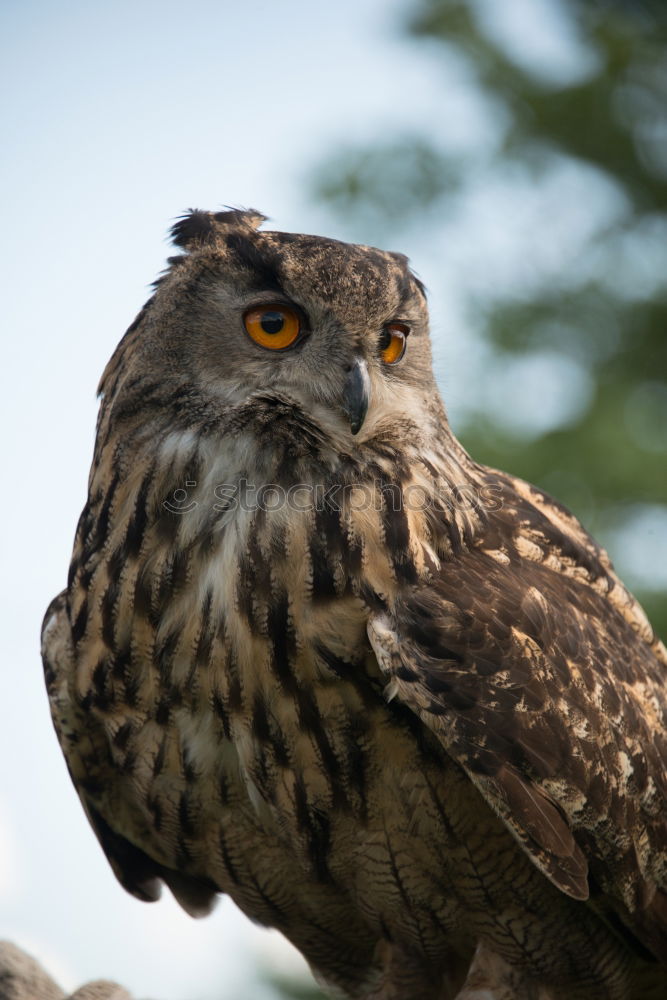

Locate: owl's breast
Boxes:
[67,430,477,944]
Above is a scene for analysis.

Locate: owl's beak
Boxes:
[342,358,371,435]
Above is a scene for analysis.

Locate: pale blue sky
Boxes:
[2,1,664,998]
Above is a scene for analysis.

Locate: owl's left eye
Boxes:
[379,323,409,365]
[243,305,302,351]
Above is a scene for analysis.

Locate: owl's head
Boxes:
[103,209,442,447]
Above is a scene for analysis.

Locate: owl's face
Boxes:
[110,210,439,446]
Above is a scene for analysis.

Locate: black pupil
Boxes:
[260,311,285,335]
[379,329,391,351]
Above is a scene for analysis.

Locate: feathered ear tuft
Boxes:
[170,209,217,248]
[411,272,428,299]
[170,207,268,248]
[213,207,267,230]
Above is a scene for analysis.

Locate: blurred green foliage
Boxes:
[312,0,667,639]
[264,973,327,1000]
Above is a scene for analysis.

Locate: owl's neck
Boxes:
[84,387,486,625]
[151,404,483,592]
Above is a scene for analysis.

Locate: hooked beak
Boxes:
[342,358,371,435]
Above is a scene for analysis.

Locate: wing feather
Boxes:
[368,471,667,956]
[41,592,218,917]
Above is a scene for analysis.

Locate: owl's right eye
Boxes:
[379,323,409,364]
[243,305,302,351]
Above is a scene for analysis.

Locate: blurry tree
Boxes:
[264,972,327,1000]
[311,0,667,639]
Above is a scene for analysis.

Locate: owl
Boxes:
[42,209,667,1000]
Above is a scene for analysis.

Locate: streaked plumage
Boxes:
[42,209,667,999]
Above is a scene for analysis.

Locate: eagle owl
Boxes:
[42,209,667,1000]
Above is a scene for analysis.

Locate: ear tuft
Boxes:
[213,207,267,231]
[170,207,267,248]
[170,209,217,248]
[411,271,428,298]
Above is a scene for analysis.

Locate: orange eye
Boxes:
[379,323,409,364]
[243,305,302,351]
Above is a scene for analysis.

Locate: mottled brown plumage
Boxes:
[42,209,667,999]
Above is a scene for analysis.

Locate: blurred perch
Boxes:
[0,942,136,1000]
